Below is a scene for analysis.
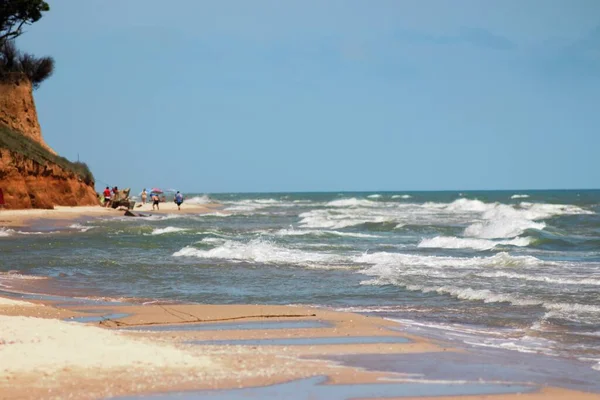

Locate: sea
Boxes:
[1,190,599,371]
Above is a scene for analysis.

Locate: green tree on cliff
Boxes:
[0,0,53,89]
[0,0,49,41]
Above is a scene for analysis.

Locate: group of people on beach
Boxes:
[140,188,184,211]
[99,187,184,211]
[102,186,119,208]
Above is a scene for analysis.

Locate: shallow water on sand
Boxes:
[1,190,599,371]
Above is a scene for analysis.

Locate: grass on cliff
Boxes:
[0,124,94,185]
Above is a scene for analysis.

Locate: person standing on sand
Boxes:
[152,193,160,210]
[103,187,111,207]
[141,189,147,204]
[174,191,184,211]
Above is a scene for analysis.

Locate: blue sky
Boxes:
[17,0,600,192]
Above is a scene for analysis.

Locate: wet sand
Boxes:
[1,292,599,400]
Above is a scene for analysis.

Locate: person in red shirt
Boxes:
[103,187,111,207]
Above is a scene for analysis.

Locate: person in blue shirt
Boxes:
[174,191,184,211]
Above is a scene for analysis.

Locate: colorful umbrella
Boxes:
[151,188,163,194]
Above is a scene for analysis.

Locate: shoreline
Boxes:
[1,288,599,399]
[0,202,223,228]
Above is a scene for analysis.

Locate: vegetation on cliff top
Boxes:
[0,124,95,185]
[0,1,94,188]
[0,0,53,88]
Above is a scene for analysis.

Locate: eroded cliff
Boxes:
[0,81,54,154]
[0,81,97,209]
[0,148,98,209]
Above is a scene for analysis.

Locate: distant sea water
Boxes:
[1,190,599,370]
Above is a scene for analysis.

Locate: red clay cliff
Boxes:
[0,81,98,209]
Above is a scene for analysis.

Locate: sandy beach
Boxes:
[0,202,222,228]
[1,291,599,400]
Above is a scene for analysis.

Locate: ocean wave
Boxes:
[68,223,95,232]
[198,237,227,245]
[222,198,286,214]
[173,239,347,266]
[298,208,399,230]
[356,251,545,270]
[464,218,545,239]
[275,229,380,239]
[392,195,412,199]
[300,197,592,236]
[0,228,15,237]
[544,302,600,315]
[457,200,590,239]
[0,228,59,236]
[326,198,378,208]
[477,271,600,286]
[511,194,530,199]
[418,286,541,306]
[542,303,600,325]
[150,227,188,235]
[418,236,532,250]
[367,194,381,199]
[184,195,212,205]
[0,272,47,280]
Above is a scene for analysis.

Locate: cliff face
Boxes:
[0,81,55,154]
[0,149,98,209]
[0,81,98,209]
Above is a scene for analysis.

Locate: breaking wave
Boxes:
[477,271,600,286]
[418,236,532,250]
[326,198,378,208]
[185,195,212,205]
[0,228,14,237]
[274,229,379,239]
[298,197,592,236]
[151,227,188,235]
[356,251,545,270]
[173,239,348,267]
[68,223,95,232]
[511,194,530,199]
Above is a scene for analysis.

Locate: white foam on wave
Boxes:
[418,236,532,251]
[357,249,599,324]
[477,271,600,286]
[185,195,211,205]
[511,194,530,199]
[150,227,188,235]
[417,286,542,306]
[199,237,226,245]
[430,198,592,239]
[326,198,378,208]
[301,196,592,236]
[223,198,285,214]
[68,223,95,232]
[173,239,347,267]
[367,194,381,199]
[275,228,380,239]
[392,194,412,199]
[0,228,15,237]
[356,251,544,270]
[298,206,405,229]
